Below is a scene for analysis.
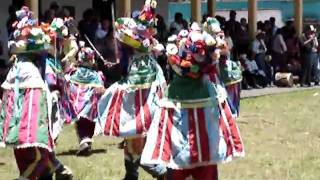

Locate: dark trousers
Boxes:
[255,53,272,84]
[75,118,95,144]
[301,52,319,85]
[123,138,166,180]
[242,70,268,88]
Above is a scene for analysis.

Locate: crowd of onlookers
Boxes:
[3,2,320,89]
[166,10,320,89]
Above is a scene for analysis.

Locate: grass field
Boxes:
[1,89,320,180]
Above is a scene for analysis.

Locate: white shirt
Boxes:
[245,59,258,73]
[252,39,267,54]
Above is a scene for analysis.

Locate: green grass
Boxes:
[1,89,320,180]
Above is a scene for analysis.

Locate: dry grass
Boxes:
[1,89,320,180]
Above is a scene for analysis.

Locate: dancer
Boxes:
[44,17,79,141]
[95,0,167,179]
[203,17,242,116]
[0,6,72,180]
[141,22,244,180]
[62,45,105,156]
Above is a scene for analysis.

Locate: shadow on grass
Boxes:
[0,162,5,166]
[56,149,107,157]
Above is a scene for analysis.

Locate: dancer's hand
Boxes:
[95,87,106,94]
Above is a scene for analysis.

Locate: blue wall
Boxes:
[168,1,320,23]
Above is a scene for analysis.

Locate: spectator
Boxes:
[252,31,272,85]
[95,19,115,62]
[169,12,188,35]
[240,54,267,89]
[263,20,273,55]
[237,18,250,55]
[78,9,98,44]
[225,10,240,42]
[6,5,17,37]
[270,17,278,36]
[272,28,287,72]
[43,9,56,23]
[156,14,168,44]
[225,10,240,58]
[299,25,319,86]
[285,28,301,77]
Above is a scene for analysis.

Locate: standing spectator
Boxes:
[156,14,168,44]
[272,28,287,72]
[43,9,55,23]
[299,25,319,86]
[225,10,240,59]
[42,1,60,23]
[252,31,272,85]
[78,9,98,44]
[270,17,278,36]
[6,5,18,37]
[237,18,250,55]
[95,19,115,62]
[169,12,188,35]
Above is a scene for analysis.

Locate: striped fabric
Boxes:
[45,57,64,90]
[141,86,244,170]
[226,83,241,117]
[96,62,166,138]
[62,67,104,123]
[0,89,53,151]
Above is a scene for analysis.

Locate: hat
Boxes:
[9,7,51,54]
[50,18,69,38]
[203,17,221,35]
[78,47,95,64]
[115,0,158,53]
[166,23,215,79]
[308,25,317,32]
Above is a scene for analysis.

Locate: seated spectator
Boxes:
[252,31,272,85]
[240,54,268,89]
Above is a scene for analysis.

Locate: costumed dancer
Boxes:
[95,0,167,179]
[63,45,105,156]
[0,7,72,180]
[140,22,245,180]
[44,17,79,141]
[203,17,243,117]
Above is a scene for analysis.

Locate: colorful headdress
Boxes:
[166,23,217,79]
[203,17,221,35]
[78,47,95,64]
[115,0,158,53]
[9,7,51,54]
[50,18,69,38]
[203,17,225,48]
